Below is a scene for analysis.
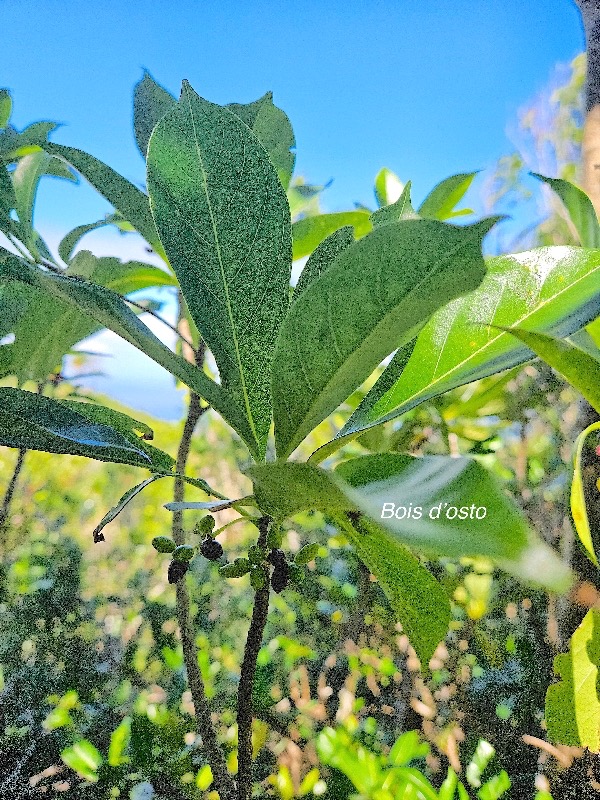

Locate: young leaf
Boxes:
[227,91,296,190]
[370,181,418,227]
[502,326,600,412]
[0,251,257,453]
[273,217,500,458]
[133,71,176,157]
[374,167,404,208]
[334,245,600,449]
[336,513,451,665]
[293,226,354,300]
[570,421,600,566]
[418,172,477,220]
[0,388,154,467]
[147,81,292,457]
[43,141,166,259]
[531,172,600,248]
[292,211,371,260]
[546,608,600,751]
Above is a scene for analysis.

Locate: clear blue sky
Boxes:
[0,0,586,419]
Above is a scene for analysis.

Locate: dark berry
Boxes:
[271,562,290,593]
[268,548,286,566]
[200,537,223,561]
[168,560,189,584]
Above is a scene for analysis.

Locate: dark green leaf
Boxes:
[0,388,153,467]
[293,226,354,300]
[133,71,176,157]
[273,217,500,458]
[0,90,11,129]
[418,173,477,220]
[58,219,112,263]
[370,181,418,227]
[292,211,371,260]
[228,91,296,189]
[532,172,600,248]
[0,121,57,160]
[44,141,166,259]
[147,81,292,457]
[0,251,257,453]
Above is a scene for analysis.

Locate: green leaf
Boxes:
[0,121,57,161]
[478,772,511,800]
[43,141,166,259]
[58,218,113,263]
[108,717,132,767]
[374,167,404,208]
[59,400,174,472]
[247,462,351,518]
[0,388,159,468]
[546,608,600,751]
[61,739,103,782]
[228,91,296,190]
[147,81,292,457]
[1,250,176,383]
[335,246,600,449]
[292,211,372,260]
[133,71,176,157]
[502,326,600,412]
[418,173,477,220]
[93,477,163,543]
[466,740,495,788]
[293,226,355,300]
[532,172,600,248]
[0,252,257,452]
[0,90,11,129]
[273,217,499,458]
[336,513,451,665]
[438,768,459,800]
[370,181,418,227]
[570,421,600,566]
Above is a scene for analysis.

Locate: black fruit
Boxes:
[168,560,189,584]
[268,548,286,566]
[271,561,290,593]
[200,537,223,561]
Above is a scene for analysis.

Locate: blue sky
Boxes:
[0,0,586,419]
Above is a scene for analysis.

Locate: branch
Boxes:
[237,516,271,800]
[0,448,26,537]
[171,344,236,800]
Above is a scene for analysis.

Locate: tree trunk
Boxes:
[575,0,600,212]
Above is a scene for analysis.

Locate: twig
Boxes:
[0,448,26,536]
[171,345,236,800]
[237,516,272,800]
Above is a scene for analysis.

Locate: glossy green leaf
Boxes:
[374,167,404,208]
[532,172,600,248]
[293,226,354,300]
[59,399,174,472]
[1,249,175,383]
[336,513,451,665]
[0,388,155,468]
[44,141,166,259]
[273,217,499,458]
[503,326,600,412]
[61,739,103,782]
[570,421,600,566]
[0,251,257,453]
[418,173,477,220]
[0,90,11,129]
[336,246,600,449]
[228,91,296,190]
[292,211,372,260]
[546,608,600,751]
[370,181,418,227]
[147,81,292,457]
[133,71,176,157]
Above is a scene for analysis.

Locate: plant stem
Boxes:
[0,448,27,538]
[171,346,237,800]
[236,516,271,800]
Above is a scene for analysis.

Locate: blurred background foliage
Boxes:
[0,53,599,799]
